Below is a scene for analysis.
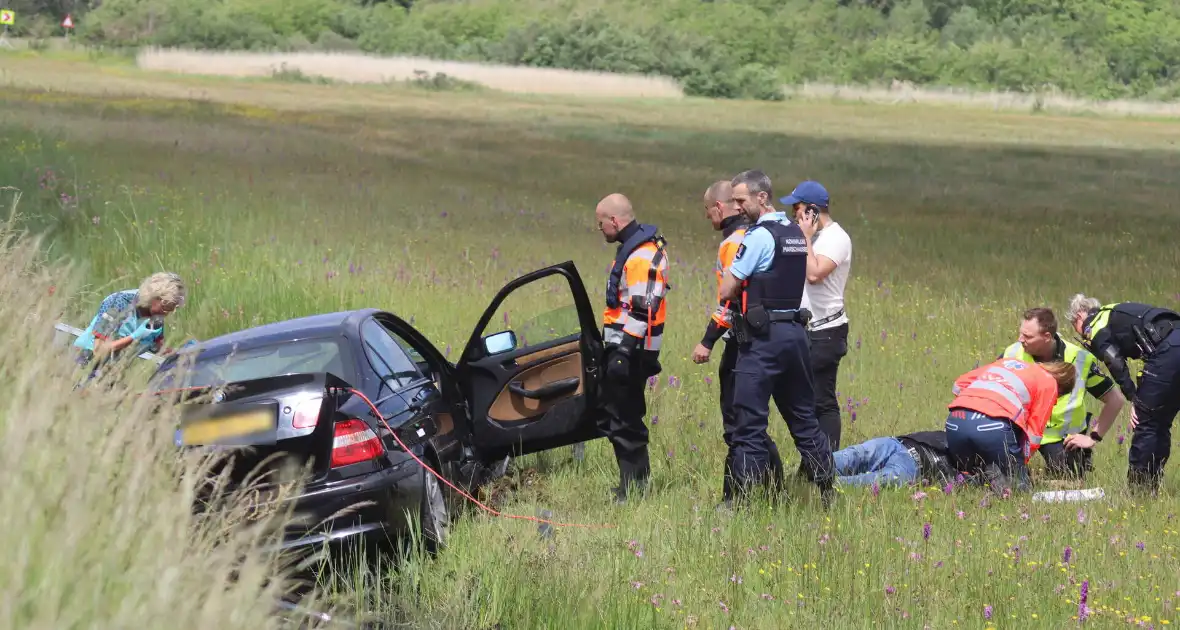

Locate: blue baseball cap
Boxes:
[779,180,829,208]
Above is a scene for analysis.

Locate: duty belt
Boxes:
[1135,318,1178,357]
[767,309,812,325]
[808,308,845,330]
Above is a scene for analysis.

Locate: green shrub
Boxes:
[55,0,1180,102]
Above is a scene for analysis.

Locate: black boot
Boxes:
[613,452,651,504]
[817,477,836,511]
[768,444,786,496]
[722,451,735,501]
[1128,467,1162,498]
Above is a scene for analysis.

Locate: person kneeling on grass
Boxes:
[73,272,187,381]
[944,358,1076,495]
[834,431,957,489]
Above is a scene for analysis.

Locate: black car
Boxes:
[150,261,605,557]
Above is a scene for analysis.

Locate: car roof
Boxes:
[171,308,382,362]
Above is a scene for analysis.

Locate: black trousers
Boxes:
[719,337,783,500]
[1128,330,1180,492]
[809,323,849,452]
[596,350,654,488]
[1037,441,1093,480]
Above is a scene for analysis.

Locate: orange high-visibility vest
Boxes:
[710,226,746,330]
[603,240,670,352]
[948,358,1059,460]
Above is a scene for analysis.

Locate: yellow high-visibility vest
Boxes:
[1001,339,1102,444]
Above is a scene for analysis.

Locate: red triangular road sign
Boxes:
[62,14,73,28]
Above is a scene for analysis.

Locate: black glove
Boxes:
[606,346,631,384]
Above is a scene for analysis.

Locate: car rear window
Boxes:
[152,338,347,391]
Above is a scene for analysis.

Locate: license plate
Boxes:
[179,408,275,445]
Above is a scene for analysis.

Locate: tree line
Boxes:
[9,0,1180,102]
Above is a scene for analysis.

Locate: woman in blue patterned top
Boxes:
[74,272,187,377]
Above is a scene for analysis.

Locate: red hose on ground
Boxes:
[337,387,615,531]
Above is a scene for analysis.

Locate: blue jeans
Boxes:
[945,408,1031,492]
[833,437,918,487]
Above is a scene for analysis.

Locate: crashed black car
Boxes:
[150,262,605,556]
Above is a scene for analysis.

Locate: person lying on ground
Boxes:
[833,430,957,489]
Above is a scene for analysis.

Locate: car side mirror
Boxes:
[482,330,517,356]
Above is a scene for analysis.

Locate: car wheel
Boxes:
[420,464,449,554]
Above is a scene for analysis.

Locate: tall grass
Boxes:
[0,197,336,629]
[3,61,1180,628]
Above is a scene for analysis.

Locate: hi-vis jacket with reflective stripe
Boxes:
[710,223,747,331]
[603,240,670,352]
[1001,338,1113,445]
[948,359,1059,460]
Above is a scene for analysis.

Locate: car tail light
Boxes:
[292,397,323,429]
[330,419,385,468]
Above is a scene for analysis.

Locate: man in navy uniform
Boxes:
[717,169,836,509]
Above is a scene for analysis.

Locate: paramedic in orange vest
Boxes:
[595,192,671,503]
[691,179,785,502]
[944,358,1076,494]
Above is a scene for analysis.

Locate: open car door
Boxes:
[455,261,604,462]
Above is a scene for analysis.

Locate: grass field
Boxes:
[3,52,1180,629]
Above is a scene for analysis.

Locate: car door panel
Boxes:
[487,338,583,423]
[456,261,603,461]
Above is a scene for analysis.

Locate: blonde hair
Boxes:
[136,272,186,309]
[1066,293,1101,325]
[1040,361,1078,396]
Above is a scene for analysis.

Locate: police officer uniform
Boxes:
[727,211,835,504]
[1079,302,1180,492]
[699,214,786,501]
[999,333,1116,479]
[600,220,670,501]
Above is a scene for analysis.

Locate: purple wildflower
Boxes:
[923,522,932,541]
[984,605,993,620]
[1079,580,1090,621]
[1064,546,1072,564]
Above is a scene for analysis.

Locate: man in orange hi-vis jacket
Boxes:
[595,192,671,503]
[944,358,1077,494]
[691,179,784,503]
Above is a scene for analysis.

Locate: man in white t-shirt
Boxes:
[781,180,852,453]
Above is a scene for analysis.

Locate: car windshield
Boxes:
[152,338,347,391]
